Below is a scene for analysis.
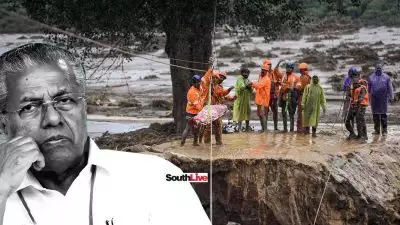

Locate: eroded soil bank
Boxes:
[98,124,400,225]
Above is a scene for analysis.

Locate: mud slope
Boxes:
[152,127,400,225]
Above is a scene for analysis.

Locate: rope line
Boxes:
[208,0,218,223]
[313,171,331,225]
[0,8,208,73]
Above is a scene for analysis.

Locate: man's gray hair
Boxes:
[0,43,86,110]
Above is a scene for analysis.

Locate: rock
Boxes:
[17,35,28,40]
[241,61,259,68]
[119,98,141,107]
[300,48,337,71]
[219,46,242,58]
[142,75,159,80]
[30,35,45,39]
[121,144,148,153]
[151,99,172,110]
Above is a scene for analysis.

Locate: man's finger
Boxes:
[19,148,45,171]
[6,136,25,145]
[13,137,36,148]
[32,151,45,171]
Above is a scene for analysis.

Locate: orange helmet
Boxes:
[299,63,308,70]
[262,59,271,70]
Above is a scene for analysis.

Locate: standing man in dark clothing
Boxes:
[368,64,394,136]
[279,62,300,132]
[265,59,283,131]
[345,78,369,143]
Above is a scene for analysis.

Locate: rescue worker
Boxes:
[343,67,359,128]
[181,75,203,146]
[296,63,312,133]
[301,75,327,137]
[345,77,369,143]
[181,65,214,146]
[264,59,284,131]
[279,62,300,132]
[368,64,394,136]
[233,66,252,132]
[202,72,234,145]
[250,61,272,132]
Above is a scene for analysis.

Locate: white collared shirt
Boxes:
[3,139,211,225]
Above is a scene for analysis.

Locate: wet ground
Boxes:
[156,124,399,165]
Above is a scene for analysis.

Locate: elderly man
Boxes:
[368,64,394,136]
[0,43,210,225]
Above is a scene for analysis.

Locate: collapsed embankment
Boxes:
[97,124,400,225]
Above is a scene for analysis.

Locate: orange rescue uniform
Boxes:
[281,73,300,100]
[351,83,369,106]
[252,75,271,107]
[297,73,312,93]
[267,68,283,98]
[186,86,203,115]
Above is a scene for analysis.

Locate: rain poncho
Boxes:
[301,81,327,127]
[342,76,352,92]
[233,75,252,121]
[192,105,228,127]
[342,76,352,118]
[368,72,393,114]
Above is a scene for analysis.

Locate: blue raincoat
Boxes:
[368,71,394,114]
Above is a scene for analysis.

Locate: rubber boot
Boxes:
[372,115,380,135]
[264,120,268,133]
[346,132,357,140]
[372,124,380,135]
[312,127,317,137]
[259,116,265,133]
[245,120,251,132]
[273,110,279,131]
[304,127,310,134]
[193,135,200,146]
[290,116,295,132]
[282,112,288,133]
[237,121,242,133]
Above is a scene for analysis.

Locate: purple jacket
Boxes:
[368,72,393,114]
[342,76,352,92]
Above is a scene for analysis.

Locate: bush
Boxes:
[119,98,141,107]
[151,100,172,110]
[218,46,242,58]
[241,61,259,68]
[142,75,159,80]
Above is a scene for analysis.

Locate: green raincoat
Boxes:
[301,82,327,127]
[233,75,252,121]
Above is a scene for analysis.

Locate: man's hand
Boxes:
[0,137,45,198]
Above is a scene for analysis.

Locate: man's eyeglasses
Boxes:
[3,93,85,119]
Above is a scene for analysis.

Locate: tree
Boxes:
[17,0,306,132]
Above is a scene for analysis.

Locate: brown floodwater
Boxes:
[158,124,400,165]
